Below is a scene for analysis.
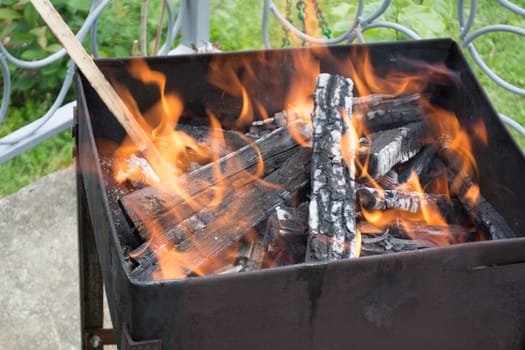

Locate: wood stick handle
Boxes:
[30,0,172,178]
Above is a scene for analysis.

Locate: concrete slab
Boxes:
[0,166,114,349]
[0,166,78,349]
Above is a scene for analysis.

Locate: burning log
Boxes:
[450,173,516,240]
[356,187,444,213]
[264,204,308,266]
[242,240,266,272]
[397,146,436,184]
[131,147,311,279]
[360,231,437,256]
[306,73,358,262]
[353,93,423,132]
[358,219,471,242]
[360,121,427,179]
[357,170,400,191]
[176,123,249,157]
[217,239,266,274]
[438,148,517,240]
[120,122,306,240]
[387,222,473,244]
[259,93,422,140]
[356,187,460,221]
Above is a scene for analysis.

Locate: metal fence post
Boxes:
[181,0,210,48]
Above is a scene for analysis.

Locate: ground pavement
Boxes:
[0,166,113,350]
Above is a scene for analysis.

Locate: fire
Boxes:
[112,56,297,280]
[282,50,320,147]
[207,56,257,130]
[425,101,481,208]
[110,45,487,281]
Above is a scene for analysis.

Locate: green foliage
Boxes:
[210,1,265,50]
[1,0,172,108]
[0,130,73,198]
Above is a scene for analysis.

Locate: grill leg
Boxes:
[77,172,116,349]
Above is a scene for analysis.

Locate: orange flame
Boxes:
[283,50,320,147]
[110,46,487,280]
[425,101,481,207]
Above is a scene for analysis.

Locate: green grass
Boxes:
[0,0,524,198]
[0,130,73,197]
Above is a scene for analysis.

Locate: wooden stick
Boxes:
[30,0,172,179]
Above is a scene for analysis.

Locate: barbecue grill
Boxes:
[75,38,525,350]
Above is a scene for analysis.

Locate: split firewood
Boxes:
[357,170,400,191]
[356,187,454,218]
[242,240,266,272]
[360,231,437,256]
[215,237,266,274]
[387,222,474,244]
[216,263,245,275]
[438,147,517,240]
[449,172,516,240]
[397,145,436,183]
[256,93,422,141]
[130,147,311,279]
[306,73,358,262]
[123,145,299,242]
[357,216,472,244]
[270,93,422,135]
[120,122,307,239]
[128,247,158,279]
[359,121,427,179]
[176,123,249,156]
[353,93,423,132]
[264,204,308,266]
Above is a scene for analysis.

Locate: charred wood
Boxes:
[306,73,358,262]
[124,146,299,242]
[439,148,517,240]
[166,148,311,272]
[264,204,308,266]
[357,170,399,190]
[248,112,287,138]
[397,146,436,184]
[129,246,159,280]
[356,187,456,219]
[242,240,266,272]
[353,93,423,132]
[120,123,305,240]
[387,222,474,244]
[359,121,427,179]
[176,123,249,155]
[262,93,422,140]
[131,148,311,279]
[451,173,516,240]
[361,231,437,256]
